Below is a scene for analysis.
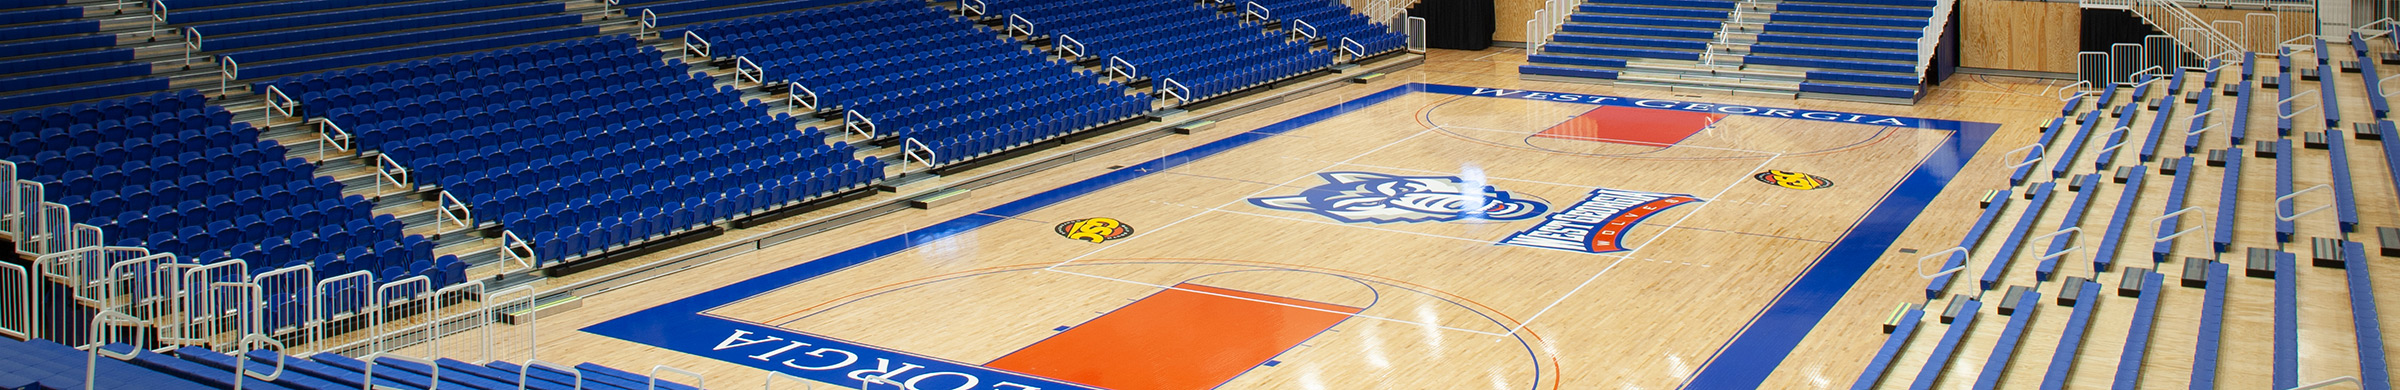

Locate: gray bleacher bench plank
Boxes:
[1971,288,2044,390]
[2037,279,2104,390]
[1758,33,1916,51]
[2274,250,2298,389]
[2340,241,2395,390]
[2109,271,2166,390]
[1983,182,2058,290]
[2191,261,2228,389]
[2153,157,2195,262]
[1906,299,1982,390]
[2212,147,2243,253]
[1847,308,1925,390]
[2091,167,2146,272]
[1577,4,1729,19]
[1518,65,1619,80]
[1927,189,2011,298]
[1543,42,1702,61]
[2036,173,2104,280]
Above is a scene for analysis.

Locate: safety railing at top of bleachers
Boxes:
[733,56,765,88]
[1056,33,1087,59]
[0,259,26,341]
[263,85,296,120]
[681,31,712,61]
[1107,56,1137,80]
[1006,14,1034,38]
[436,190,474,230]
[1913,0,1957,76]
[958,0,986,17]
[902,138,936,169]
[1161,77,1192,107]
[173,260,251,350]
[639,9,658,38]
[1,160,18,242]
[312,117,351,161]
[1289,19,1319,42]
[499,229,538,269]
[1399,8,1425,53]
[788,82,819,115]
[844,110,878,139]
[369,275,431,355]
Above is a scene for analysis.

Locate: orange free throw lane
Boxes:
[985,283,1363,390]
[1536,105,1727,146]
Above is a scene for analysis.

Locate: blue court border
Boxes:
[582,83,2001,390]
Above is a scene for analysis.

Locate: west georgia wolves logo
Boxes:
[1248,172,1549,223]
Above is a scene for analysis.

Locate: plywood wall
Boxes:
[1497,0,1541,43]
[1961,0,2083,73]
[2183,7,2318,51]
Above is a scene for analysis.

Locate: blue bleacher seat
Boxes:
[2037,280,2103,390]
[1971,288,2041,390]
[2109,271,2165,390]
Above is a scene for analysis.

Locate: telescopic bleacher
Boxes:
[1,0,1423,387]
[1518,0,1948,103]
[1850,34,2396,390]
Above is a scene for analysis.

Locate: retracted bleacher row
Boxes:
[1850,35,2398,390]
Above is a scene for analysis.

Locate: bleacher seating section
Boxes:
[1522,0,1937,100]
[981,0,1333,101]
[686,1,1150,166]
[262,35,887,264]
[2,91,456,285]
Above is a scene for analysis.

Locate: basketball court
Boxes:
[581,82,2002,390]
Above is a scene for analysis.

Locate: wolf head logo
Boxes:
[1249,172,1549,224]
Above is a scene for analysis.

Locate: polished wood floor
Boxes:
[411,47,2398,390]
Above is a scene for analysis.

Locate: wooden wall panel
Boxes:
[2183,7,2317,51]
[1962,0,2083,73]
[1496,0,1540,42]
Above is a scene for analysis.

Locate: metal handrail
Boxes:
[1245,1,1269,21]
[2151,207,2209,243]
[500,230,536,268]
[1007,14,1033,38]
[2051,81,2093,101]
[363,353,439,390]
[2096,126,2133,156]
[147,0,165,38]
[647,365,705,390]
[640,9,657,36]
[86,310,142,390]
[762,371,810,390]
[314,118,351,161]
[902,138,936,168]
[2379,73,2400,97]
[1107,56,1137,79]
[788,82,818,113]
[1915,247,1972,278]
[682,31,711,60]
[437,190,471,229]
[218,55,237,95]
[1289,19,1318,41]
[521,360,582,390]
[733,56,763,87]
[1524,18,1541,56]
[263,85,295,119]
[236,334,287,388]
[1339,37,1366,61]
[2031,227,2085,262]
[1056,34,1086,58]
[374,154,409,193]
[2126,66,2167,88]
[959,0,985,16]
[2276,89,2320,119]
[1162,78,1192,107]
[183,27,202,68]
[845,110,877,138]
[2357,18,2398,39]
[2277,184,2330,221]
